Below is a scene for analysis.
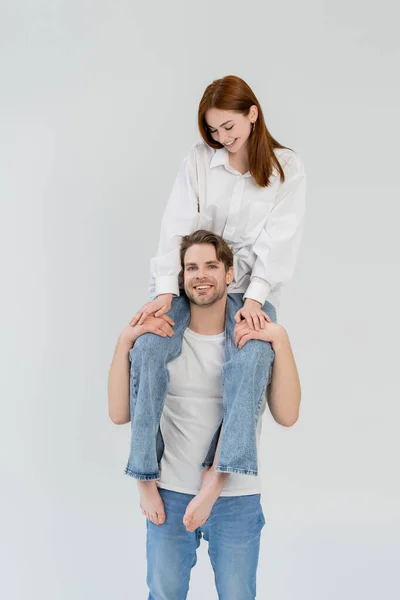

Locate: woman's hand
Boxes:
[120,314,175,347]
[233,320,286,349]
[130,293,174,327]
[234,298,272,331]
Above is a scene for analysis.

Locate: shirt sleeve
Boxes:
[243,152,306,306]
[148,148,200,299]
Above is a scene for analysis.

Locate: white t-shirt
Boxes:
[157,327,268,496]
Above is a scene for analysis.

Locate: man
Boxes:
[108,230,301,599]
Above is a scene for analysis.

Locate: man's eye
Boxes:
[209,265,217,268]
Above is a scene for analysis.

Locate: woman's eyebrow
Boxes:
[207,120,234,130]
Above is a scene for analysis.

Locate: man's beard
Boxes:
[184,284,224,307]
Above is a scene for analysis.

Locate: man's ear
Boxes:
[226,266,234,285]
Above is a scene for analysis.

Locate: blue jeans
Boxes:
[125,292,277,480]
[146,488,265,600]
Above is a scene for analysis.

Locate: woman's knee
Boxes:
[129,332,169,360]
[237,336,274,361]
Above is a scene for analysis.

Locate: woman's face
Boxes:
[205,107,257,154]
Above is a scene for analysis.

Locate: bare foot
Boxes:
[183,468,229,532]
[137,480,166,526]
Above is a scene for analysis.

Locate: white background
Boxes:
[1,1,399,598]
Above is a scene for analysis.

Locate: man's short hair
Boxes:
[180,230,233,272]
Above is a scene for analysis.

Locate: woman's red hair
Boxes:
[198,75,291,187]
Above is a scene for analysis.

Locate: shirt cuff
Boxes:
[155,275,180,298]
[243,278,271,306]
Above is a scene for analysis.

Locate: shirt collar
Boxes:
[210,147,227,169]
[209,146,252,177]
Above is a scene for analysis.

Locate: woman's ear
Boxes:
[250,104,258,123]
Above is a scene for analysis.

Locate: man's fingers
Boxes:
[163,315,175,326]
[238,333,250,349]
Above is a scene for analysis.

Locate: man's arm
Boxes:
[107,331,134,425]
[108,318,173,425]
[268,328,301,427]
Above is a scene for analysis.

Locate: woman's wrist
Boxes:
[243,297,262,308]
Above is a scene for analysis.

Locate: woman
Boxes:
[126,74,306,520]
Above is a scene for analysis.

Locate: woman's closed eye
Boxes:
[210,126,234,134]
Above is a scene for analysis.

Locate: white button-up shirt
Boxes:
[149,141,306,309]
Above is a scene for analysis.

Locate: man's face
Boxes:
[183,244,233,307]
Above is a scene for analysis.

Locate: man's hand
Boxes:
[130,293,174,327]
[233,298,272,331]
[119,314,175,347]
[233,319,286,349]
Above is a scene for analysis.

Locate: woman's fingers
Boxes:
[252,313,261,331]
[138,312,149,326]
[130,313,141,326]
[245,315,254,330]
[234,309,242,323]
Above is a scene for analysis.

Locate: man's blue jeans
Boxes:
[146,488,265,600]
[125,292,277,480]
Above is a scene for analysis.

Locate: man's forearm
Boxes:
[268,331,301,427]
[108,336,133,425]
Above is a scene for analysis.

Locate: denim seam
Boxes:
[215,465,258,476]
[124,467,160,481]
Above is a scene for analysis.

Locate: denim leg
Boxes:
[202,494,265,600]
[215,293,277,475]
[146,489,200,600]
[125,294,191,480]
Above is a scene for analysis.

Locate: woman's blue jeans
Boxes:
[125,292,277,480]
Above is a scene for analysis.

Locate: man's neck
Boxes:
[188,297,227,335]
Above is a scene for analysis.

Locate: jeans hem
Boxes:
[216,465,258,476]
[124,467,160,481]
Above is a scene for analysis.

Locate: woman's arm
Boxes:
[108,318,174,424]
[149,147,200,300]
[243,151,306,306]
[234,321,301,427]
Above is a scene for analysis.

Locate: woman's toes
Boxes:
[149,512,158,525]
[157,512,166,525]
